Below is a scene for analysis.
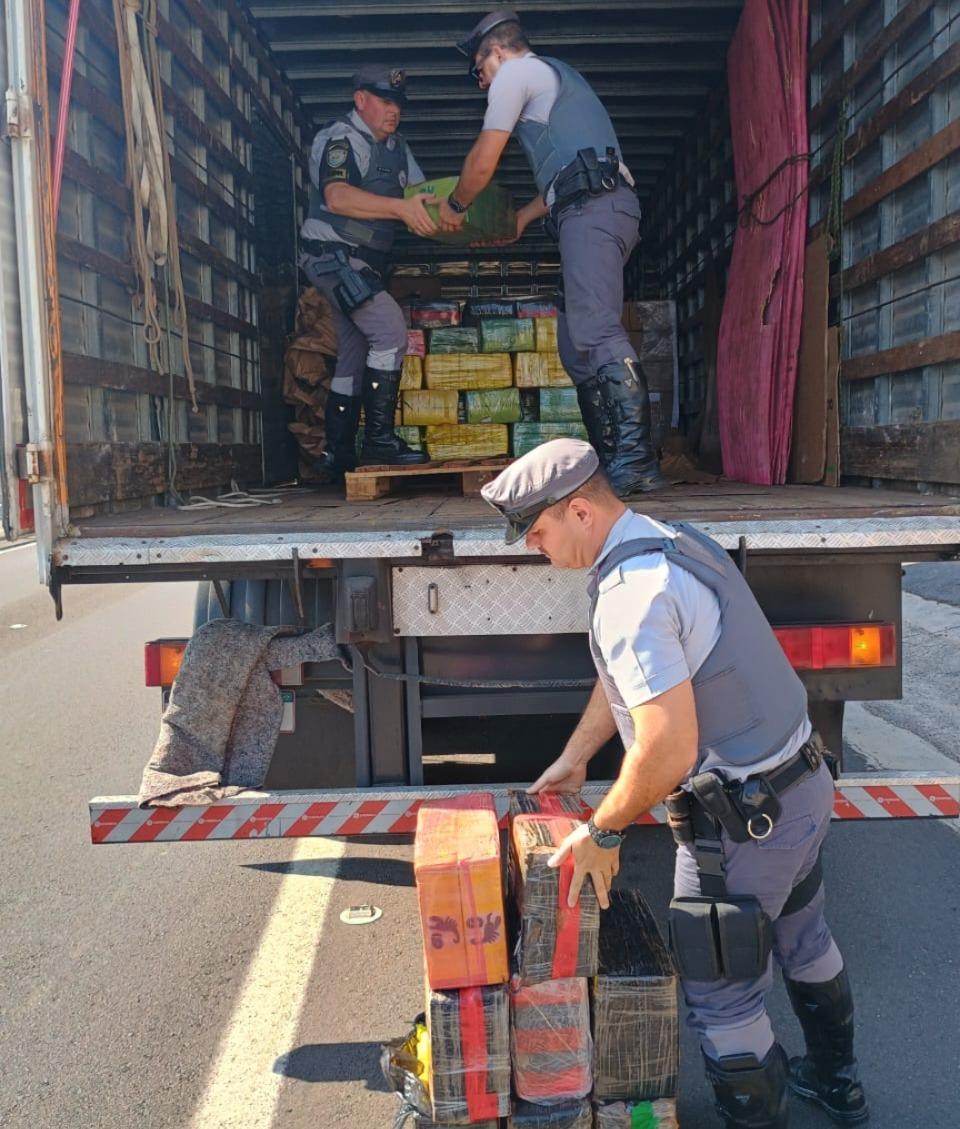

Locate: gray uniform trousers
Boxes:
[299,251,408,396]
[674,761,845,1062]
[554,183,642,383]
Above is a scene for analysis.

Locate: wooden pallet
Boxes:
[344,458,512,501]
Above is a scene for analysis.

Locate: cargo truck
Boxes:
[1,0,958,839]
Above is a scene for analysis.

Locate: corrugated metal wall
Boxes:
[45,0,309,514]
[642,0,960,489]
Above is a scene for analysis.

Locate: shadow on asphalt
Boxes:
[274,1041,391,1090]
[244,855,415,886]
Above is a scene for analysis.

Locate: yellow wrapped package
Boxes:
[425,424,509,461]
[424,353,513,391]
[543,352,573,387]
[402,389,459,426]
[535,317,559,353]
[401,354,424,391]
[514,353,547,388]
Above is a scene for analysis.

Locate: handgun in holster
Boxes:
[330,247,383,315]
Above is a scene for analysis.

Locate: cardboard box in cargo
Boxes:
[415,793,508,990]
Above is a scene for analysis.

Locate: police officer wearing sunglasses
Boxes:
[480,439,869,1129]
[437,9,664,497]
[299,65,437,477]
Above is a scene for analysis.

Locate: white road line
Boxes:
[189,836,347,1129]
[0,539,36,554]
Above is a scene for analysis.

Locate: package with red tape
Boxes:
[427,984,511,1124]
[509,814,599,986]
[510,974,592,1103]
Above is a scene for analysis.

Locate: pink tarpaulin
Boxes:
[717,0,809,484]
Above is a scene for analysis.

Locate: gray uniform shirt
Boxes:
[482,53,634,204]
[590,510,811,782]
[301,109,425,244]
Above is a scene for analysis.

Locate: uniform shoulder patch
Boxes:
[325,142,350,169]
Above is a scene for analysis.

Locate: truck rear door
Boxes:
[1,0,66,570]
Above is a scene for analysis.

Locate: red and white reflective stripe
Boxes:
[89,775,959,844]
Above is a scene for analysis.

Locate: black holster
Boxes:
[304,245,384,314]
[552,146,621,209]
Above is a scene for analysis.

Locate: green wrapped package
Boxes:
[479,318,536,354]
[464,388,522,424]
[429,327,479,354]
[405,176,516,245]
[538,388,582,423]
[512,422,587,457]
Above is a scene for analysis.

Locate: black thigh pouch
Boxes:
[668,895,772,981]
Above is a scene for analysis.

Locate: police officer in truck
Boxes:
[482,439,870,1129]
[299,65,435,477]
[436,9,664,497]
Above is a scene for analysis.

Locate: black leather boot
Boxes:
[785,969,869,1123]
[704,1044,790,1128]
[314,390,361,481]
[591,358,666,496]
[357,367,428,466]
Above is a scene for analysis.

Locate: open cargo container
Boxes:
[1,0,959,827]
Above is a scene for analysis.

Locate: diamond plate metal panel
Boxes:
[392,564,590,636]
[452,517,960,556]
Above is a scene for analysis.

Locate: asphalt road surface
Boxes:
[1,541,957,1128]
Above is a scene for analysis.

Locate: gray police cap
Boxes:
[352,64,407,104]
[456,8,521,60]
[481,438,600,545]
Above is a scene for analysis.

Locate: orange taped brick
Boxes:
[415,793,509,991]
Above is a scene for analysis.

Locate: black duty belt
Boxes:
[665,731,834,902]
[301,238,387,275]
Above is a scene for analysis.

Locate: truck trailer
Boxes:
[0,0,958,837]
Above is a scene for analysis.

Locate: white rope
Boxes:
[175,481,284,511]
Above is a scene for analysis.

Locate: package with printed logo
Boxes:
[463,298,518,324]
[593,889,679,1102]
[415,793,508,990]
[411,302,461,328]
[516,298,560,319]
[510,814,599,987]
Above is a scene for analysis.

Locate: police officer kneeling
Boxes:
[299,65,435,475]
[481,439,869,1129]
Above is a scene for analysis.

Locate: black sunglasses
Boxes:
[469,50,490,82]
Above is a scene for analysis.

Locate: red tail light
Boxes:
[774,624,896,670]
[144,640,187,687]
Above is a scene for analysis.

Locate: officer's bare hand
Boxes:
[527,751,587,795]
[403,194,439,237]
[438,197,467,232]
[547,822,619,910]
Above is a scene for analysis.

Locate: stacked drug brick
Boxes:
[397,300,587,460]
[385,790,680,1127]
